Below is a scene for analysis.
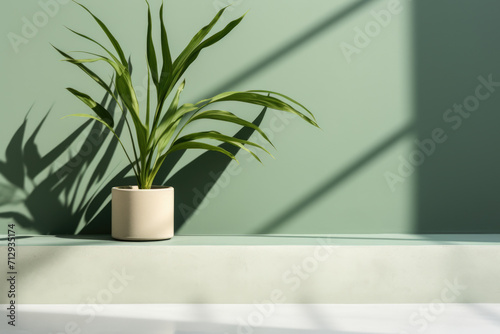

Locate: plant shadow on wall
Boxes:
[1,0,323,235]
[0,90,126,234]
[0,101,267,234]
[0,99,121,234]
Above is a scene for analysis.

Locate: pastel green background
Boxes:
[1,0,499,235]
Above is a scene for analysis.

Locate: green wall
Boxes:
[1,0,499,235]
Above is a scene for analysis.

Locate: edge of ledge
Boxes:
[2,234,500,246]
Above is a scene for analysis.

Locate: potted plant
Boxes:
[54,1,319,241]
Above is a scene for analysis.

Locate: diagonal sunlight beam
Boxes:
[202,0,376,98]
[255,122,416,234]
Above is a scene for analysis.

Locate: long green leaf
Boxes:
[65,27,121,65]
[153,103,197,154]
[144,73,185,183]
[114,71,148,156]
[155,80,186,140]
[63,57,108,64]
[66,88,114,128]
[172,6,228,71]
[226,141,262,163]
[167,141,237,161]
[174,131,273,160]
[248,89,316,121]
[164,81,186,121]
[115,77,137,112]
[168,12,244,96]
[189,110,274,147]
[146,59,152,131]
[114,72,139,121]
[158,6,229,101]
[62,50,124,74]
[200,91,319,127]
[147,104,198,168]
[145,0,158,86]
[155,117,181,156]
[180,14,245,80]
[75,1,128,66]
[146,140,238,188]
[52,45,114,97]
[159,2,173,85]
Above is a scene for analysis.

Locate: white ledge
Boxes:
[1,234,499,304]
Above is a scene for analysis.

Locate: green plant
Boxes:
[54,1,319,189]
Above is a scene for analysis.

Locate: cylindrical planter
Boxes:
[111,186,174,241]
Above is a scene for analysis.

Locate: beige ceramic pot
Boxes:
[111,186,174,241]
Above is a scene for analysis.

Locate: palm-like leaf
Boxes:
[174,131,274,161]
[55,1,318,189]
[66,88,114,128]
[53,46,114,97]
[159,3,173,85]
[190,110,274,147]
[74,1,128,66]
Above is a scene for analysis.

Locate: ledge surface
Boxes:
[1,234,499,304]
[2,233,500,246]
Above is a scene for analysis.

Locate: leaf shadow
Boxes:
[0,89,124,234]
